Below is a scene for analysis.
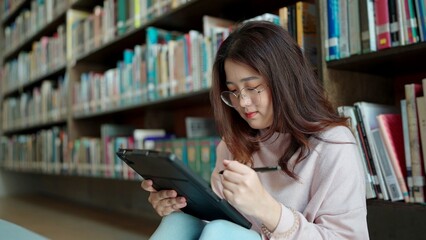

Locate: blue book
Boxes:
[327,0,340,60]
[415,0,426,41]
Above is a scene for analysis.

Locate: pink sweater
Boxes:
[211,126,369,239]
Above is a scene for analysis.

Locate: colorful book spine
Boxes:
[375,0,392,49]
[327,0,340,60]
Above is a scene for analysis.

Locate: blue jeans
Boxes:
[150,212,261,240]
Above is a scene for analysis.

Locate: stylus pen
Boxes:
[219,166,281,174]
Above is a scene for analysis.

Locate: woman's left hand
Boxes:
[221,159,281,229]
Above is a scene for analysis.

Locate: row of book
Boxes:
[73,11,308,115]
[1,24,66,95]
[0,126,68,175]
[1,0,24,19]
[0,124,220,182]
[66,0,191,61]
[324,0,426,60]
[338,78,426,203]
[1,5,318,116]
[1,75,68,131]
[278,2,318,66]
[3,0,67,55]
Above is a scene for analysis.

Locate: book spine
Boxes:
[372,129,404,201]
[348,0,361,55]
[354,105,384,199]
[327,0,340,60]
[375,0,392,49]
[405,84,425,203]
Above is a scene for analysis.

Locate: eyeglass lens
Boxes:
[221,88,262,108]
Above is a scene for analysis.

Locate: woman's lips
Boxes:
[245,112,257,119]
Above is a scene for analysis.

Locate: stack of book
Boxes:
[338,78,426,203]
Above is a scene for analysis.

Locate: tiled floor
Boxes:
[0,194,159,240]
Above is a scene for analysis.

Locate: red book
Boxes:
[374,0,391,49]
[377,114,410,202]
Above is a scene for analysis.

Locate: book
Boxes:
[133,129,167,149]
[375,0,392,49]
[414,0,426,41]
[354,102,398,200]
[101,124,135,177]
[371,128,404,201]
[338,105,377,199]
[377,114,410,202]
[404,83,425,203]
[416,96,426,199]
[348,0,361,55]
[66,9,90,61]
[388,0,401,46]
[327,0,340,60]
[359,0,377,53]
[338,0,350,58]
[295,1,318,65]
[401,99,415,202]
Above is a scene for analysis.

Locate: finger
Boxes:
[222,178,241,193]
[222,188,235,203]
[156,197,186,215]
[141,180,156,192]
[159,189,178,199]
[223,159,252,175]
[221,169,245,184]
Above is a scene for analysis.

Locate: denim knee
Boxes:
[200,220,260,240]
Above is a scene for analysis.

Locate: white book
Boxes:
[372,129,404,201]
[348,0,361,55]
[339,0,350,58]
[355,102,398,200]
[133,129,166,149]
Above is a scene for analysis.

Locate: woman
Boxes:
[142,21,369,239]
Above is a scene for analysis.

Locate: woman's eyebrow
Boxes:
[240,76,259,82]
[225,76,259,84]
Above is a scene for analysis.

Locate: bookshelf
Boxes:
[0,0,425,239]
[318,0,426,237]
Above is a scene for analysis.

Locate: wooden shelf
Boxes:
[3,9,67,61]
[70,0,102,10]
[73,88,211,120]
[2,118,67,136]
[326,42,426,76]
[367,199,426,239]
[367,199,426,209]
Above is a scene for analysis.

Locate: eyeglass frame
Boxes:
[220,84,267,108]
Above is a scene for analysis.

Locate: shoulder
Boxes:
[310,126,361,170]
[317,125,356,144]
[216,139,232,159]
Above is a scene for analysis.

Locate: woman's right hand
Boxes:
[141,179,187,216]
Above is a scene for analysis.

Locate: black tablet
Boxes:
[116,148,252,229]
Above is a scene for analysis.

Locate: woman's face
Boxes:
[224,60,273,129]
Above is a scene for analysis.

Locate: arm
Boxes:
[212,129,369,239]
[268,129,369,239]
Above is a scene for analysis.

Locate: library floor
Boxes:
[0,194,159,239]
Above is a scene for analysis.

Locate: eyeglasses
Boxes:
[220,84,267,108]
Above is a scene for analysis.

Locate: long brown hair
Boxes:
[210,21,348,179]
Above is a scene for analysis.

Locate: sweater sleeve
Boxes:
[210,140,227,199]
[268,128,369,239]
